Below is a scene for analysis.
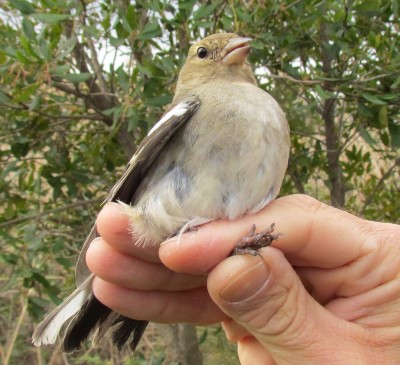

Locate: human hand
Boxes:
[86,201,226,327]
[87,194,400,364]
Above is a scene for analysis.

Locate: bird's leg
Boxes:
[231,223,278,258]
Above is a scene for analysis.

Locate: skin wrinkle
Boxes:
[272,195,321,258]
[327,224,400,300]
[224,252,302,341]
[257,275,306,344]
[191,290,227,326]
[367,225,400,283]
[359,281,400,326]
[284,196,371,269]
[367,326,400,348]
[241,287,290,338]
[334,324,396,365]
[101,283,219,325]
[299,199,340,264]
[154,263,203,292]
[153,286,217,325]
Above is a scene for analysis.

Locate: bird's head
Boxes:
[175,33,256,99]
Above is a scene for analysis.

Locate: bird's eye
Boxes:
[197,47,208,59]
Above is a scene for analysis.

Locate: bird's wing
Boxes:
[75,95,201,286]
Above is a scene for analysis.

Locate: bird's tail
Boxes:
[62,296,148,353]
[32,274,94,346]
[32,274,148,352]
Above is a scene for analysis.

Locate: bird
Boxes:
[32,32,290,353]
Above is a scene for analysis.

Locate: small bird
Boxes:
[32,33,290,352]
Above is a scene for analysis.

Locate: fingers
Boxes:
[95,195,400,327]
[91,278,225,325]
[325,279,400,327]
[86,237,206,291]
[96,202,160,263]
[237,338,276,365]
[160,194,400,303]
[221,319,251,342]
[207,247,371,363]
[91,202,219,326]
[160,194,371,273]
[296,228,400,305]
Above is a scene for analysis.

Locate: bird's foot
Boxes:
[231,223,278,258]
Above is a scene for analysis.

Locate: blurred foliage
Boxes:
[0,0,399,364]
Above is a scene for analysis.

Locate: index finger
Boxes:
[160,194,375,274]
[96,202,161,263]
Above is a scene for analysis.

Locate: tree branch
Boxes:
[320,17,345,208]
[85,34,110,97]
[265,72,321,85]
[361,158,400,214]
[0,198,103,229]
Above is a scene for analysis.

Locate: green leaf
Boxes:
[282,62,301,79]
[116,67,129,93]
[388,120,400,148]
[0,51,6,65]
[29,94,41,110]
[0,89,11,103]
[125,5,137,29]
[195,20,214,28]
[14,83,39,102]
[9,0,35,15]
[179,0,197,11]
[110,36,126,47]
[138,20,161,40]
[393,0,399,18]
[127,109,139,132]
[56,36,77,61]
[193,2,221,20]
[354,0,382,14]
[30,13,70,24]
[143,95,172,107]
[379,105,388,127]
[22,17,36,40]
[55,257,73,269]
[198,328,208,345]
[236,8,252,23]
[59,72,92,83]
[11,140,30,158]
[50,64,70,74]
[19,35,41,60]
[315,85,335,100]
[359,126,376,146]
[362,93,387,105]
[15,51,32,64]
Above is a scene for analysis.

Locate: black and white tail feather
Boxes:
[32,96,201,352]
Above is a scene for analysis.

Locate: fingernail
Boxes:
[90,237,102,245]
[160,236,178,247]
[97,202,123,221]
[220,260,269,302]
[103,201,123,211]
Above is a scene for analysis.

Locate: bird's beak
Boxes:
[222,37,252,65]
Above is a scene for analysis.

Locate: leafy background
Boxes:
[0,0,399,364]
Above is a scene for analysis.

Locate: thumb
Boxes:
[207,247,352,364]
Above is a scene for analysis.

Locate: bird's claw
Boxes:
[231,223,278,257]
